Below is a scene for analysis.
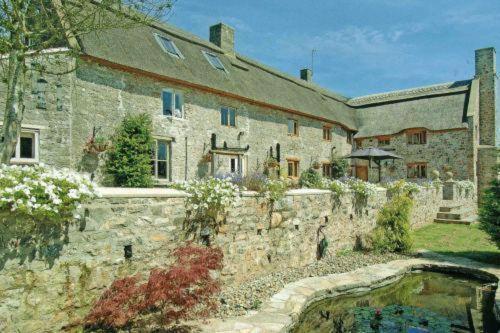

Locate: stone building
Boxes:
[0,17,498,193]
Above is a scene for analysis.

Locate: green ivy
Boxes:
[105,113,154,188]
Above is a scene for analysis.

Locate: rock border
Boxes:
[203,253,499,333]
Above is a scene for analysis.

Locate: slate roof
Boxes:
[78,20,357,130]
[351,81,473,138]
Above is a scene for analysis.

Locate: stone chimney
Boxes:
[300,68,312,82]
[210,23,234,55]
[475,47,498,146]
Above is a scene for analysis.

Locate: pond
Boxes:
[292,271,499,333]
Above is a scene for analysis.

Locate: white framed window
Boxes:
[11,130,40,164]
[154,34,184,59]
[151,139,171,180]
[220,107,236,127]
[162,89,184,118]
[202,51,227,72]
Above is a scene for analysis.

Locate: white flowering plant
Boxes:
[456,180,475,198]
[327,179,350,198]
[0,164,99,223]
[184,177,240,228]
[345,177,378,200]
[384,180,422,198]
[262,178,289,204]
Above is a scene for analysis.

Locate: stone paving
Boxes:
[201,252,500,333]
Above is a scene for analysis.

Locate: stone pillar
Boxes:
[475,47,498,146]
[475,48,499,199]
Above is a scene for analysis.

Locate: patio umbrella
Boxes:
[344,148,403,182]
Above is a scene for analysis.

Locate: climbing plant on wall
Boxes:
[0,164,98,267]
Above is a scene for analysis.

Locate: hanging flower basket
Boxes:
[312,161,321,169]
[265,157,279,169]
[201,153,212,163]
[83,135,110,155]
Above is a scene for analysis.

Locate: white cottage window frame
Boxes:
[10,129,40,165]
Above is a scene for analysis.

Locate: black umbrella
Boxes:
[344,148,403,182]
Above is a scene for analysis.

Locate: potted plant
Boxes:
[312,160,321,169]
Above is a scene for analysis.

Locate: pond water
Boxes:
[292,271,499,333]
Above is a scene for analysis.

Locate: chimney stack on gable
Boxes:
[300,68,312,82]
[210,23,235,55]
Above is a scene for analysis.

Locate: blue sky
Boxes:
[167,0,500,97]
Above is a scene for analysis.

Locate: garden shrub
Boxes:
[385,180,421,198]
[84,245,223,330]
[262,177,289,204]
[299,168,323,188]
[479,167,500,248]
[327,179,349,198]
[0,164,97,222]
[371,194,413,253]
[346,177,378,202]
[330,156,349,179]
[455,180,475,198]
[106,113,154,187]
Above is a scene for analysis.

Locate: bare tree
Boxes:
[0,0,174,163]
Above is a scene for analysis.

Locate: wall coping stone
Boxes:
[201,252,499,333]
[97,186,388,199]
[98,187,189,198]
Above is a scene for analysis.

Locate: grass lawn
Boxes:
[412,223,500,265]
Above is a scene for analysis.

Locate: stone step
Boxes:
[436,212,462,220]
[439,205,463,213]
[434,218,473,225]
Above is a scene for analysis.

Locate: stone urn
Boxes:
[444,171,454,181]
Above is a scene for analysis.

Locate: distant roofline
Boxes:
[348,80,472,107]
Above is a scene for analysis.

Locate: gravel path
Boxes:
[215,251,409,318]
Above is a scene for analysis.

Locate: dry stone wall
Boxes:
[0,185,462,333]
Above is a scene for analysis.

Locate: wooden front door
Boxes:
[356,165,368,181]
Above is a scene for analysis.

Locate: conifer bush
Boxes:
[371,194,413,253]
[106,113,154,187]
[479,165,500,248]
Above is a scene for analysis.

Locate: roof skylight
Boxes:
[203,51,226,72]
[154,34,183,59]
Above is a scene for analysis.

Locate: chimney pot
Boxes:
[210,23,234,55]
[300,68,312,82]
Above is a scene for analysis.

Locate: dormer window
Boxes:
[203,51,226,72]
[154,34,183,59]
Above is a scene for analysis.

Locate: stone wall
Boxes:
[70,60,354,183]
[0,185,462,333]
[354,128,473,183]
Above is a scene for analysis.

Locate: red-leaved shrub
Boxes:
[84,245,224,330]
